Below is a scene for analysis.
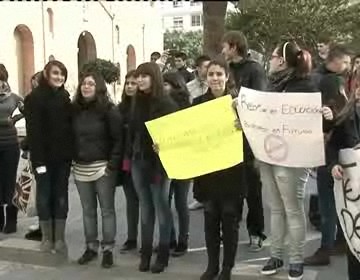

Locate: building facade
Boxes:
[0,1,163,101]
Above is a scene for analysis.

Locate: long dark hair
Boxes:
[207,58,237,97]
[72,72,112,113]
[163,71,190,109]
[135,62,164,97]
[38,60,68,88]
[121,70,137,102]
[276,41,312,77]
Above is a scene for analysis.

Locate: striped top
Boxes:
[73,161,108,182]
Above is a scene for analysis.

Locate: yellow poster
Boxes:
[145,95,243,179]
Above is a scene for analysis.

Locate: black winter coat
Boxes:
[327,103,360,170]
[230,59,267,163]
[72,102,123,171]
[192,91,246,202]
[127,93,178,176]
[24,84,73,168]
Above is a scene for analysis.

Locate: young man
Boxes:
[174,52,195,83]
[186,55,211,211]
[187,55,211,103]
[305,45,352,266]
[221,31,268,251]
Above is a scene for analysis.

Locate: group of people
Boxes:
[0,29,359,280]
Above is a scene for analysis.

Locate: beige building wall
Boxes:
[0,1,163,102]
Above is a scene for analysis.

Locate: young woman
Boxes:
[118,70,140,253]
[329,88,360,280]
[24,71,44,242]
[128,62,178,273]
[162,71,191,256]
[24,60,73,255]
[0,64,24,234]
[72,72,122,268]
[192,59,243,280]
[258,42,317,280]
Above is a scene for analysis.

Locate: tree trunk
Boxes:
[203,1,228,58]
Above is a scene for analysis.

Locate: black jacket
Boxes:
[230,59,267,162]
[24,84,73,168]
[192,91,246,202]
[230,59,267,91]
[327,103,360,170]
[127,93,178,175]
[72,102,123,171]
[177,67,195,83]
[312,64,347,132]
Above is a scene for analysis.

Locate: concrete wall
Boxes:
[0,2,163,102]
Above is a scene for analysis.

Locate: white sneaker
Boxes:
[188,201,203,211]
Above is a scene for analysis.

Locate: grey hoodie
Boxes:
[0,81,24,146]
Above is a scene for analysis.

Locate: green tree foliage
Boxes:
[164,30,203,61]
[226,0,360,57]
[81,59,120,84]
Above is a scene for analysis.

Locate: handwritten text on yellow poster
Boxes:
[145,95,243,179]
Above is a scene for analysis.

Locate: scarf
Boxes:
[268,68,296,92]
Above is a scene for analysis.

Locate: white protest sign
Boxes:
[334,148,360,262]
[236,87,325,168]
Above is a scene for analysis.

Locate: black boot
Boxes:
[139,245,152,272]
[25,228,42,241]
[0,207,4,231]
[201,207,221,280]
[218,267,232,280]
[151,244,169,273]
[221,208,239,280]
[3,205,17,234]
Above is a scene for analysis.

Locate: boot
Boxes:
[304,247,330,266]
[201,210,221,280]
[39,220,53,252]
[151,244,169,273]
[139,245,152,272]
[3,205,17,234]
[54,219,67,256]
[218,267,232,280]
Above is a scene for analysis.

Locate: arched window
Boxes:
[47,8,54,37]
[115,25,120,44]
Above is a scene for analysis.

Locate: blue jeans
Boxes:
[35,161,71,221]
[317,166,344,249]
[75,172,117,251]
[131,160,171,250]
[122,173,139,241]
[169,179,190,244]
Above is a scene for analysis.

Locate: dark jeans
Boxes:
[75,172,117,250]
[242,162,265,238]
[131,160,171,251]
[122,173,139,241]
[204,197,242,269]
[317,166,344,249]
[347,245,360,280]
[35,161,71,221]
[0,144,20,205]
[169,179,190,244]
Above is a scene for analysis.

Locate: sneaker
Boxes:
[78,248,98,265]
[188,200,203,211]
[120,240,137,253]
[101,250,113,269]
[249,235,263,252]
[304,248,330,266]
[261,258,284,276]
[288,263,303,280]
